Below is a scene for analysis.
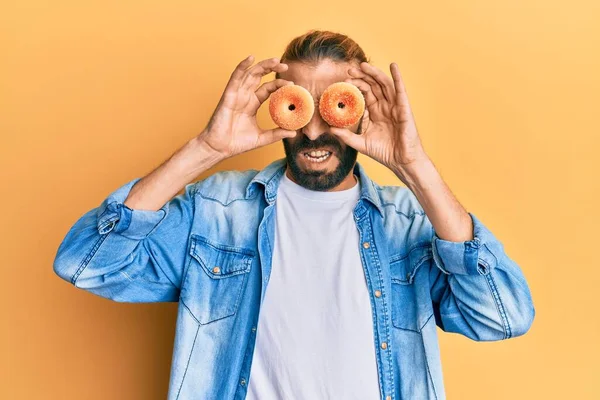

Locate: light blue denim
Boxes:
[53,157,535,400]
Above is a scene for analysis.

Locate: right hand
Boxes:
[198,55,297,159]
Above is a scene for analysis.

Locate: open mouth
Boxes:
[302,151,333,163]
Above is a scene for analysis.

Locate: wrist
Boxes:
[174,135,226,179]
[391,154,434,188]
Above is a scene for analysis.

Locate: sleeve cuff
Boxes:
[431,212,504,276]
[96,177,168,239]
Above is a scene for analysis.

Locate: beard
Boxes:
[282,119,362,191]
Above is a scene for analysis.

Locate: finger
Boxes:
[255,79,294,105]
[348,67,386,102]
[226,55,255,90]
[390,62,410,106]
[344,78,377,108]
[242,57,288,90]
[257,128,297,148]
[329,127,366,154]
[359,62,396,103]
[231,55,254,80]
[248,58,288,77]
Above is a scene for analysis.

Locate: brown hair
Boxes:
[275,30,369,78]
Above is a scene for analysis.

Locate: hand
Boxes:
[329,62,429,181]
[198,55,297,159]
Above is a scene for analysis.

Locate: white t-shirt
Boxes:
[246,170,381,400]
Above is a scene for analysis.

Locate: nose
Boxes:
[300,106,329,141]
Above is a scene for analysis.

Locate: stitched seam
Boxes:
[231,270,249,320]
[175,323,200,400]
[137,184,196,287]
[183,239,251,325]
[420,313,434,332]
[72,232,110,285]
[144,208,167,237]
[390,253,430,285]
[485,272,512,339]
[192,253,251,279]
[366,216,396,398]
[420,317,439,400]
[390,251,432,332]
[379,203,426,219]
[193,235,256,256]
[180,251,195,302]
[389,243,430,263]
[142,239,178,288]
[197,192,255,207]
[180,298,201,324]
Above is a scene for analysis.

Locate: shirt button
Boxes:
[240,378,246,386]
[363,241,370,249]
[381,342,388,350]
[212,266,221,274]
[374,290,381,298]
[251,326,257,332]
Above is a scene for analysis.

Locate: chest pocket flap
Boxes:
[181,234,255,324]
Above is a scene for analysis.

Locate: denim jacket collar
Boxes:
[245,157,384,217]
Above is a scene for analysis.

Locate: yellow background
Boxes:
[2,0,599,398]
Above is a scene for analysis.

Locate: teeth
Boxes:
[305,150,331,157]
[303,152,331,163]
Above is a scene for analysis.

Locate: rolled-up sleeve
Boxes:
[96,178,168,238]
[431,212,501,276]
[429,212,535,341]
[53,177,196,303]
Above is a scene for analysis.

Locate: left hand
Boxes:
[330,62,429,179]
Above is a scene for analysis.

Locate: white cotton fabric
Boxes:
[246,169,381,400]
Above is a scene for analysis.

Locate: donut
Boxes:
[269,84,315,131]
[319,82,365,128]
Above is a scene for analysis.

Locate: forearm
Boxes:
[54,136,214,297]
[124,134,224,211]
[392,157,534,339]
[393,156,474,242]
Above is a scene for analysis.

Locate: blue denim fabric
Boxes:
[54,157,535,399]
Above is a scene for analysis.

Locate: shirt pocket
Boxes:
[180,233,255,325]
[389,246,433,332]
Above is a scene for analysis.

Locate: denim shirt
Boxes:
[53,157,535,400]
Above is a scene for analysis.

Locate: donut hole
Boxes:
[337,102,345,109]
[288,104,296,111]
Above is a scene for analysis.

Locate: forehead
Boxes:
[278,59,357,99]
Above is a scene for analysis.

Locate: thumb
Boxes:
[330,127,365,153]
[257,128,297,148]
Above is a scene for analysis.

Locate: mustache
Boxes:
[293,134,341,153]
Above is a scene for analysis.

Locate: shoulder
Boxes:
[376,183,426,218]
[374,183,433,246]
[193,168,260,206]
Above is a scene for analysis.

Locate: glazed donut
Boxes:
[319,82,365,128]
[269,84,315,131]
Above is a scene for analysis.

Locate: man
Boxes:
[53,30,535,400]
